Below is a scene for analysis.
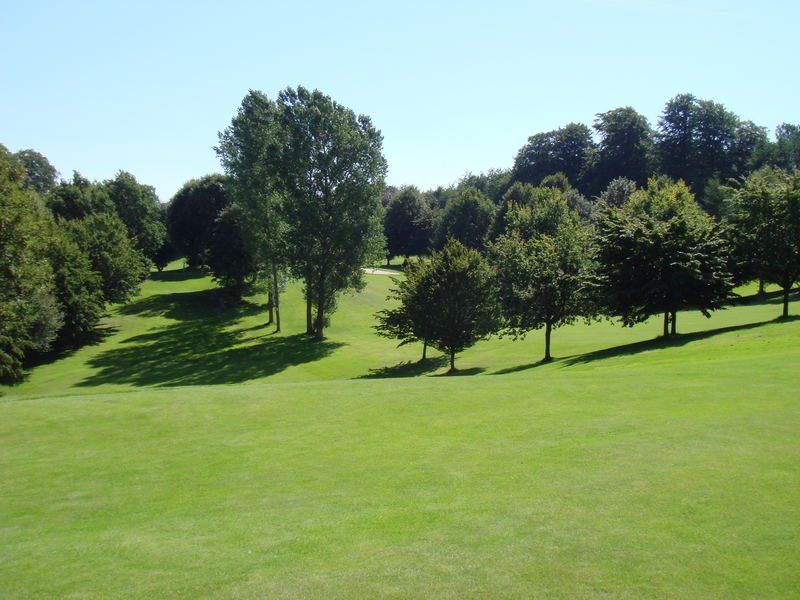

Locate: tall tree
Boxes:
[0,146,55,383]
[277,86,387,340]
[217,91,288,330]
[205,204,260,300]
[724,167,800,318]
[595,177,733,336]
[589,107,654,193]
[103,171,166,261]
[46,172,113,220]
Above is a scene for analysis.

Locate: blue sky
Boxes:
[2,0,798,201]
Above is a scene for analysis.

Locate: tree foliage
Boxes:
[512,123,594,190]
[13,149,59,195]
[724,167,800,318]
[595,177,733,335]
[383,186,430,259]
[46,172,113,220]
[590,107,654,193]
[103,171,166,261]
[436,186,495,250]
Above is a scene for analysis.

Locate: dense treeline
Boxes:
[3,90,799,382]
[0,145,165,384]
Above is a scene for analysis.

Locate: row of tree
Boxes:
[376,170,800,371]
[0,145,167,384]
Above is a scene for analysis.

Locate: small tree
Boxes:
[378,240,499,372]
[436,186,495,250]
[383,186,430,262]
[725,167,800,318]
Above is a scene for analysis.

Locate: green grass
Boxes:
[1,263,799,598]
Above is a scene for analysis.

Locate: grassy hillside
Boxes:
[1,264,798,598]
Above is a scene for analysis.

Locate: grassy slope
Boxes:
[1,264,798,598]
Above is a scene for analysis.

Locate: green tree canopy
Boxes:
[103,171,166,261]
[512,123,594,190]
[436,186,495,250]
[595,177,733,336]
[724,167,800,318]
[383,186,431,260]
[46,172,113,220]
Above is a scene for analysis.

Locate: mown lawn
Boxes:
[1,264,798,598]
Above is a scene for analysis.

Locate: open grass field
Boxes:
[1,263,799,598]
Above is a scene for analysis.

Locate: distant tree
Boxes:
[167,175,231,267]
[724,167,800,318]
[490,181,539,240]
[772,123,800,170]
[67,213,149,305]
[387,239,499,372]
[589,107,654,193]
[46,224,105,347]
[152,202,176,272]
[277,86,387,340]
[103,171,165,261]
[383,186,430,262]
[512,123,595,190]
[436,186,495,250]
[458,169,512,204]
[598,177,637,207]
[595,177,733,336]
[205,204,260,299]
[13,149,59,194]
[0,146,55,383]
[46,172,113,220]
[489,201,595,361]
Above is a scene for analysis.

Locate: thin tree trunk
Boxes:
[314,280,325,341]
[544,320,552,361]
[386,256,391,267]
[306,297,313,335]
[272,266,281,333]
[421,340,427,361]
[449,350,455,372]
[670,310,677,336]
[758,279,765,296]
[663,311,669,337]
[783,285,790,318]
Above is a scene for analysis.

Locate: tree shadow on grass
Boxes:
[358,356,449,379]
[149,268,207,283]
[559,318,786,368]
[433,366,485,377]
[78,288,343,388]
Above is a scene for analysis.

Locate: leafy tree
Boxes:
[217,91,290,330]
[374,260,435,361]
[490,181,539,240]
[167,175,231,267]
[0,146,55,383]
[67,213,149,305]
[724,167,800,318]
[512,123,595,190]
[489,200,595,361]
[13,149,59,194]
[772,123,800,170]
[383,186,430,261]
[598,177,637,208]
[458,169,512,204]
[589,107,654,193]
[379,239,499,371]
[436,186,495,250]
[152,202,176,272]
[103,171,166,261]
[595,177,733,336]
[277,86,387,340]
[205,204,260,299]
[46,224,105,347]
[46,172,113,220]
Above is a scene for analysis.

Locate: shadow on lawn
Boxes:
[359,355,448,379]
[78,288,342,388]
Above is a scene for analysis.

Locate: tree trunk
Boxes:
[449,350,455,372]
[272,267,281,333]
[670,310,677,336]
[543,320,552,361]
[758,279,765,296]
[314,279,325,341]
[663,311,670,337]
[386,256,391,267]
[782,285,790,319]
[306,297,313,335]
[266,290,274,325]
[421,340,427,362]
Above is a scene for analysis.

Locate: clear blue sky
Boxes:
[2,0,798,202]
